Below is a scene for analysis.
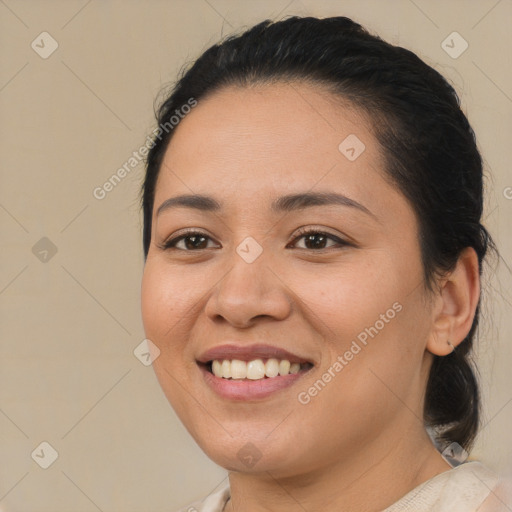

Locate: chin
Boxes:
[193,429,305,476]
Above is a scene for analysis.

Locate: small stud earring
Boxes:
[447,340,455,353]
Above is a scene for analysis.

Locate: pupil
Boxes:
[183,234,328,250]
[306,234,326,249]
[186,235,207,250]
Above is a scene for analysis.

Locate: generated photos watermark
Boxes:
[298,301,403,405]
[93,97,198,200]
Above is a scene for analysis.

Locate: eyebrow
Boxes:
[156,192,377,219]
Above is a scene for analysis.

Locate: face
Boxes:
[141,82,436,477]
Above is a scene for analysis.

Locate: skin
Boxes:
[141,82,480,511]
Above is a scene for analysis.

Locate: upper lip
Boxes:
[196,343,312,364]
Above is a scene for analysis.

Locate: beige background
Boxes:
[0,0,511,510]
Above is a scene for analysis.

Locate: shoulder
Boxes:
[173,481,230,512]
[384,461,509,512]
[477,466,512,512]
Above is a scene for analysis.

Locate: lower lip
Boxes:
[199,364,311,401]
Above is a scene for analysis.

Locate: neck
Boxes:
[223,428,452,512]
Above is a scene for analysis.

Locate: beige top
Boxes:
[176,461,512,512]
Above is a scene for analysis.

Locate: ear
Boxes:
[426,247,481,356]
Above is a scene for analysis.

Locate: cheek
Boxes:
[288,254,407,343]
[140,259,197,377]
[141,264,169,340]
[141,260,198,410]
[141,259,196,337]
[297,253,426,399]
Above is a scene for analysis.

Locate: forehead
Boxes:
[153,82,408,225]
[166,82,370,165]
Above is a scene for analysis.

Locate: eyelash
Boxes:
[159,226,350,252]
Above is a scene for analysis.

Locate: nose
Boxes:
[204,247,292,328]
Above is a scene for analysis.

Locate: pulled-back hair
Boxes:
[141,16,497,452]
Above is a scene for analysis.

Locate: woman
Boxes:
[140,15,509,511]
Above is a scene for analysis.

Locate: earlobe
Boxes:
[426,247,480,356]
[428,333,456,357]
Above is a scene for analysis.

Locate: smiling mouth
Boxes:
[201,358,314,381]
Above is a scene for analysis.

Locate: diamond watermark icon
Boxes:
[31,32,59,59]
[236,236,263,263]
[441,32,468,59]
[339,134,366,161]
[134,339,161,366]
[31,441,58,469]
[237,442,262,468]
[32,237,58,262]
[442,441,468,466]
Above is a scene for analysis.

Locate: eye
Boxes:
[287,227,349,251]
[160,229,219,251]
[159,227,350,252]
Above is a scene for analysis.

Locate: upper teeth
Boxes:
[211,359,303,380]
